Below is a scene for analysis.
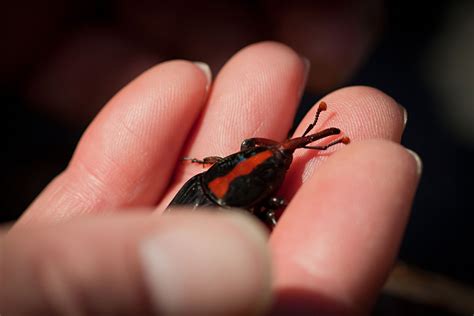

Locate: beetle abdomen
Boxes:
[167,173,217,209]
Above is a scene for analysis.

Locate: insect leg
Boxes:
[265,210,278,228]
[183,156,223,166]
[304,136,350,150]
[257,197,285,228]
[240,138,280,150]
[302,101,328,137]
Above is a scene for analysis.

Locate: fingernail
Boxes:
[299,56,311,99]
[406,149,423,176]
[399,103,408,128]
[193,61,212,89]
[302,56,311,75]
[139,213,270,315]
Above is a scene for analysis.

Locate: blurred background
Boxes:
[2,0,473,314]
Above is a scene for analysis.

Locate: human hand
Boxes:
[1,42,420,315]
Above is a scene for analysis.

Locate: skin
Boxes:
[0,42,420,315]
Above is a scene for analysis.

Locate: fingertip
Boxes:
[3,212,273,315]
[223,41,308,94]
[222,209,271,251]
[238,41,303,61]
[22,59,211,224]
[329,86,404,141]
[285,86,406,199]
[272,139,421,312]
[135,59,211,94]
[297,85,405,145]
[140,210,272,315]
[192,61,212,88]
[335,139,421,184]
[406,148,423,176]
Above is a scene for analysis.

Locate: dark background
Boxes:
[2,0,473,313]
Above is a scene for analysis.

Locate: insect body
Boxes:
[167,102,349,227]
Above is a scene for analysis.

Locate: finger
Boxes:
[19,61,210,225]
[159,41,308,209]
[267,1,384,92]
[188,41,308,158]
[271,140,421,314]
[1,211,271,315]
[282,86,406,198]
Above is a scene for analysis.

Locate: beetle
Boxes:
[166,102,349,228]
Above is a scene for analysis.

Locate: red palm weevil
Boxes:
[166,102,350,227]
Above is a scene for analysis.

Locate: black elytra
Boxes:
[166,102,350,228]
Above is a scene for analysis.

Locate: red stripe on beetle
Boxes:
[208,150,273,199]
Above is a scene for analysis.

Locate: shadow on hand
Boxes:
[271,287,352,316]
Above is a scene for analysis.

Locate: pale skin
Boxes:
[0,42,420,315]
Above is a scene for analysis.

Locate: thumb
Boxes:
[1,210,271,315]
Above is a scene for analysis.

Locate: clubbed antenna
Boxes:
[302,101,327,137]
[303,136,350,151]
